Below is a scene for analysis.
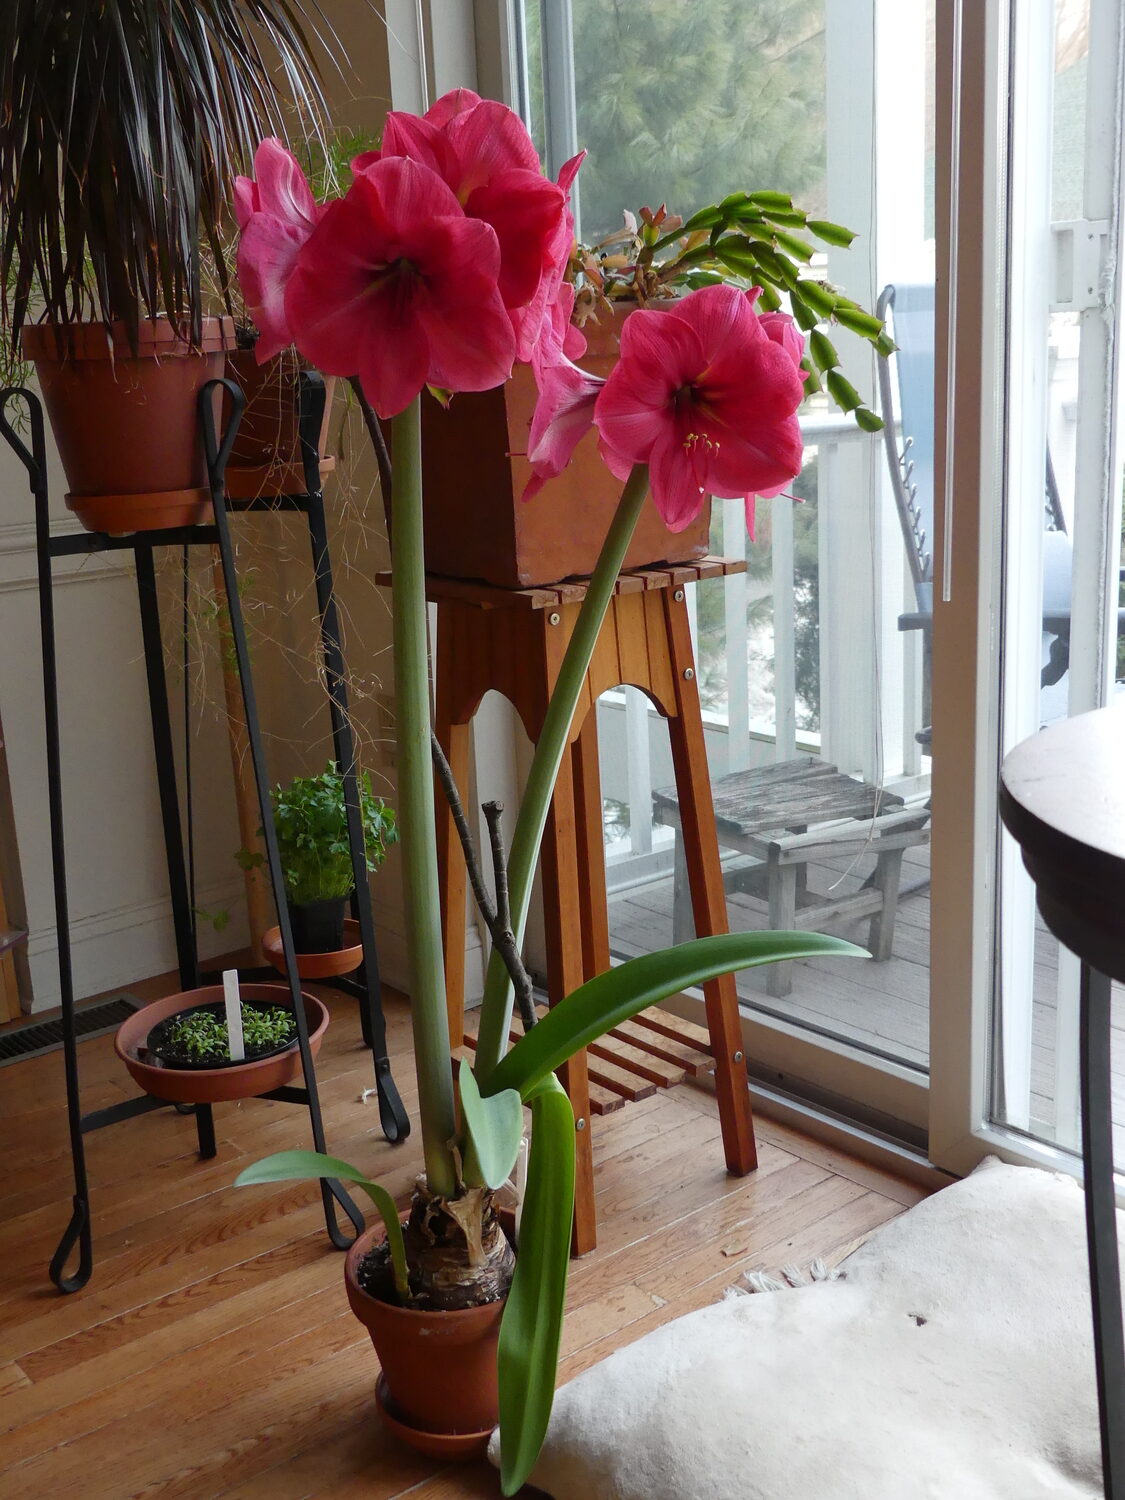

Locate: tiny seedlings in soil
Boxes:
[166,1005,296,1063]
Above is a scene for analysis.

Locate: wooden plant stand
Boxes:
[424,557,758,1255]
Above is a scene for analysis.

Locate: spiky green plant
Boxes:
[0,0,335,352]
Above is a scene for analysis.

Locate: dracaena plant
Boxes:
[0,0,333,355]
[231,89,879,1495]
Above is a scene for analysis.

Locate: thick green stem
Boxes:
[473,463,650,1084]
[390,398,457,1196]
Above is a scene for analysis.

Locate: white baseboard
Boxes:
[26,878,250,1011]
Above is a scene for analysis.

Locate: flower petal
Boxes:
[236,215,310,361]
[523,354,604,497]
[467,169,566,311]
[425,87,483,127]
[445,98,543,194]
[251,138,321,231]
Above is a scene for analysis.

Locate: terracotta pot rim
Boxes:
[263,919,363,980]
[21,316,237,362]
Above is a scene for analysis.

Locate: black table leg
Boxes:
[1080,962,1125,1499]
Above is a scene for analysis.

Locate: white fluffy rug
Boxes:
[496,1159,1119,1499]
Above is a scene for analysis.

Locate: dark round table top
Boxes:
[999,700,1125,983]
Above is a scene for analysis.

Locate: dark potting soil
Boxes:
[143,1002,297,1070]
[356,1224,513,1311]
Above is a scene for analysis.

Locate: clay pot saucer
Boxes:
[374,1376,494,1461]
[263,918,363,980]
[114,983,328,1105]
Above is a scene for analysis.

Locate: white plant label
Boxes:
[223,969,246,1061]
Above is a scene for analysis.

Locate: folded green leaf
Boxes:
[488,933,866,1102]
[772,229,815,264]
[826,369,863,412]
[795,279,838,320]
[855,407,885,432]
[234,1150,409,1301]
[807,219,858,248]
[497,1074,575,1496]
[833,304,885,339]
[809,329,839,372]
[459,1060,524,1191]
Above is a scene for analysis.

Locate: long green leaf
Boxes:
[459,1060,524,1190]
[496,1074,575,1496]
[487,933,866,1101]
[234,1149,409,1301]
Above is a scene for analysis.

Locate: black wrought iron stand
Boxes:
[1000,704,1125,1500]
[0,374,407,1294]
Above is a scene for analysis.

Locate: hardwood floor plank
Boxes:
[0,970,926,1500]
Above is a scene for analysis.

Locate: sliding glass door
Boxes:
[928,0,1125,1180]
[509,0,1125,1172]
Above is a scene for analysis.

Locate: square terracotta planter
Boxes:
[419,306,711,589]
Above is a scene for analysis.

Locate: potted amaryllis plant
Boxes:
[0,1,328,535]
[230,90,876,1494]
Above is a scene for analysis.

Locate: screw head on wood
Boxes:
[733,1050,744,1063]
[673,588,685,601]
[575,1117,587,1130]
[548,611,561,625]
[683,667,695,680]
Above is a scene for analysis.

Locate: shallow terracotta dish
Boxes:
[114,983,328,1105]
[262,918,364,980]
[374,1376,495,1461]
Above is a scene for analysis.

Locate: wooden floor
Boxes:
[0,976,927,1499]
[610,839,1125,1158]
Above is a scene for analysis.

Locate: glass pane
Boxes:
[991,0,1125,1167]
[524,1,939,1081]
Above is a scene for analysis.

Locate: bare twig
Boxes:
[430,734,537,1030]
[483,801,537,1033]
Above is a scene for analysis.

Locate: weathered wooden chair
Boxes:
[654,756,930,998]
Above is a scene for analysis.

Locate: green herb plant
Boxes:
[247,762,397,907]
[167,1004,295,1063]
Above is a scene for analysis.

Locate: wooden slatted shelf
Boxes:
[461,1002,715,1117]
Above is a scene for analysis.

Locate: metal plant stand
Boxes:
[0,374,407,1294]
[1000,703,1125,1500]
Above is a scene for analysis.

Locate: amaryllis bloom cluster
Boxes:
[233,92,582,418]
[526,285,807,534]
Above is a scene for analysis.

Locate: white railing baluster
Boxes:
[722,497,751,772]
[772,487,797,762]
[624,686,653,856]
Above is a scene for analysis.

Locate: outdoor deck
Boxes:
[608,839,1125,1162]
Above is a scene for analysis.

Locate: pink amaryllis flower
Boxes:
[358,89,584,361]
[282,156,516,419]
[234,139,327,362]
[594,287,807,533]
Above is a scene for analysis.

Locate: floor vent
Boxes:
[0,995,142,1067]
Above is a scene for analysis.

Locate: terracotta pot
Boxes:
[419,303,711,588]
[222,349,336,500]
[263,917,364,980]
[21,318,236,535]
[345,1216,511,1455]
[114,983,328,1105]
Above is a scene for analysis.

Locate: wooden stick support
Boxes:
[223,968,246,1061]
